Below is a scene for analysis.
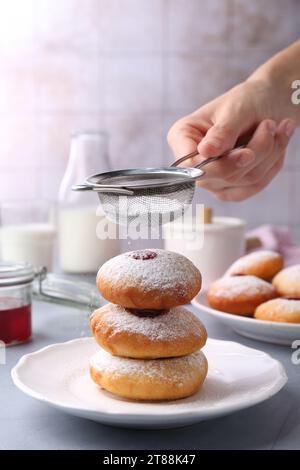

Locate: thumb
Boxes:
[197,122,241,158]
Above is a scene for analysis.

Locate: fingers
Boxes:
[212,119,297,201]
[197,122,240,158]
[241,118,297,186]
[167,117,204,159]
[196,119,276,184]
[196,147,255,187]
[276,118,297,147]
[215,154,285,202]
[168,113,298,202]
[244,119,276,161]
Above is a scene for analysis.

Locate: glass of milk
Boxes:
[0,201,57,270]
[58,131,120,273]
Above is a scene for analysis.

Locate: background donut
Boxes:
[254,298,300,323]
[207,275,277,315]
[225,250,283,281]
[272,265,300,297]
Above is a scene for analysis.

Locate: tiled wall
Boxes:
[0,0,300,237]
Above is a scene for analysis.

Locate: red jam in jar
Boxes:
[0,262,34,346]
[0,299,31,345]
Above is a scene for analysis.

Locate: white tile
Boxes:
[291,226,300,244]
[36,114,108,170]
[106,114,164,169]
[105,56,163,112]
[291,168,300,234]
[37,168,65,200]
[101,0,163,52]
[35,52,105,113]
[162,111,195,165]
[193,188,232,219]
[0,0,36,59]
[284,130,300,170]
[226,51,276,88]
[35,0,102,52]
[165,55,230,111]
[166,0,230,52]
[0,115,38,169]
[219,169,294,227]
[231,0,299,50]
[0,168,39,200]
[0,61,36,113]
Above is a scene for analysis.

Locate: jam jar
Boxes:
[0,262,34,346]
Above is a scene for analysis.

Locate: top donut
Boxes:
[97,249,202,309]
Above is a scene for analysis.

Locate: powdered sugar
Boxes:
[90,348,206,383]
[274,265,300,283]
[97,249,200,296]
[226,250,281,276]
[210,275,275,299]
[258,298,300,315]
[93,305,204,341]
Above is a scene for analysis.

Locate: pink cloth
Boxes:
[247,225,300,266]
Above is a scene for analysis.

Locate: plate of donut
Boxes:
[12,248,287,429]
[12,337,286,429]
[193,250,300,345]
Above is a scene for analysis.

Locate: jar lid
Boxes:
[0,262,35,287]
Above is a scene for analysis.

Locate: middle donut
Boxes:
[90,303,207,359]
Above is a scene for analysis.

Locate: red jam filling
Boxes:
[128,250,158,260]
[283,297,300,301]
[127,308,167,318]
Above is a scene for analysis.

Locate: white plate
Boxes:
[11,337,287,429]
[193,296,300,346]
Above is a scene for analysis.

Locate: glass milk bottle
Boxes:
[58,132,120,273]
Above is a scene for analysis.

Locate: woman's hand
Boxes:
[167,79,297,201]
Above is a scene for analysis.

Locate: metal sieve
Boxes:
[72,150,232,225]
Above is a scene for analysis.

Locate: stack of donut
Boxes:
[89,249,208,401]
[207,250,300,323]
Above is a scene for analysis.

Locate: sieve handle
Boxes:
[171,145,246,170]
[170,150,199,167]
[194,145,246,170]
[72,184,134,195]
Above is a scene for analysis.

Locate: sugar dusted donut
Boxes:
[90,303,207,359]
[207,275,277,316]
[97,249,201,309]
[254,298,300,323]
[272,265,300,297]
[90,348,208,401]
[225,250,283,281]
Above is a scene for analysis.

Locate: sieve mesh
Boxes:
[97,181,195,225]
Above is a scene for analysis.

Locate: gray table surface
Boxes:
[1,297,299,450]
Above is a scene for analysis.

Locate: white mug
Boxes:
[163,217,246,291]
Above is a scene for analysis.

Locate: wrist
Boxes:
[247,62,300,124]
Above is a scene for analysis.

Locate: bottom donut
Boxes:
[89,348,208,401]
